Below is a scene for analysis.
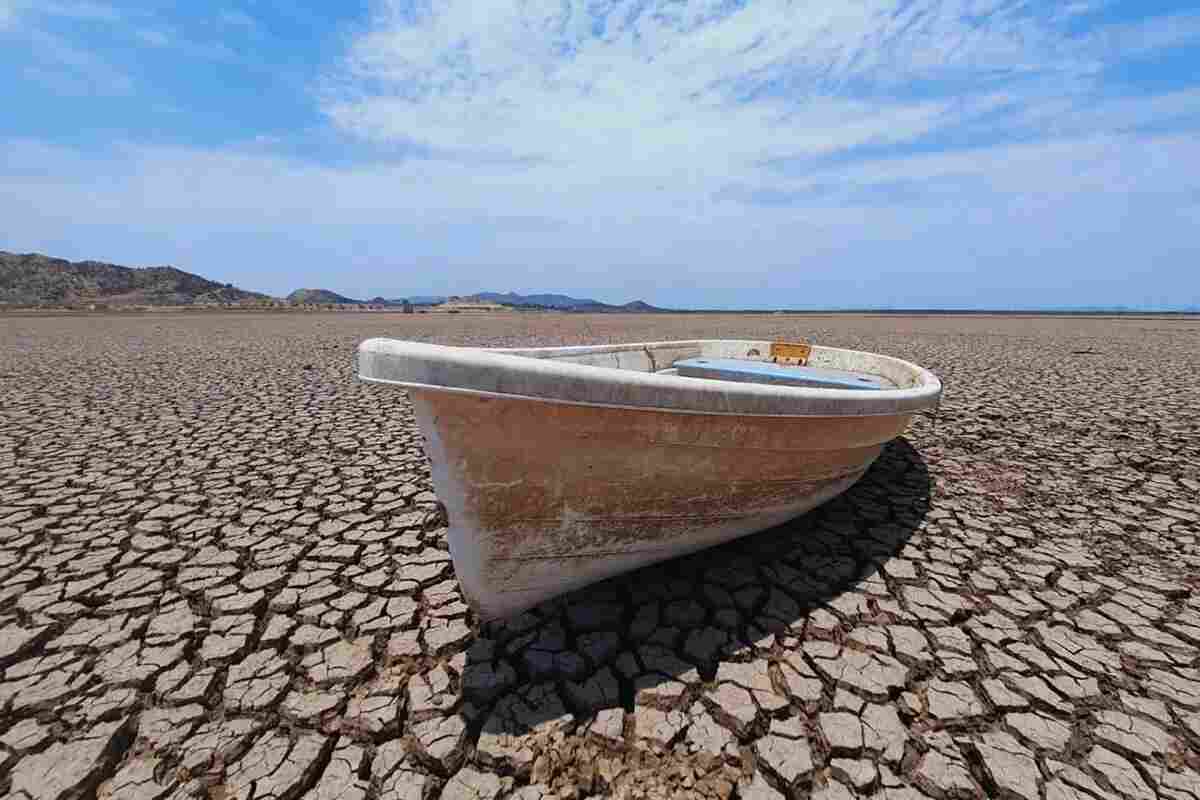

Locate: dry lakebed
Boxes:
[1,311,1198,800]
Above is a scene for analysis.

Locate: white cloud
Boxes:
[4,124,1197,245]
[2,129,1196,306]
[318,0,1200,210]
[327,1,1029,163]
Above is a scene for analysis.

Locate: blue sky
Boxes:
[2,0,1199,309]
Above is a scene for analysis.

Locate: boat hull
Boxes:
[411,389,911,619]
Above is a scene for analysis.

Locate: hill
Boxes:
[0,251,270,306]
[290,290,666,311]
[620,300,661,312]
[474,291,589,309]
[0,251,670,312]
[286,288,363,305]
[471,291,664,312]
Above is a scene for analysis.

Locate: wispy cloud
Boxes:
[18,26,135,94]
[0,2,138,94]
[1080,11,1200,59]
[318,0,1200,210]
[1,0,121,28]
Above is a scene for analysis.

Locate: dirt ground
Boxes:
[1,311,1198,800]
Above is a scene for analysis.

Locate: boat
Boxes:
[357,338,942,619]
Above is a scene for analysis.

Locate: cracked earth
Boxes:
[1,311,1198,800]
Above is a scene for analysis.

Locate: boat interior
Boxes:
[495,339,920,391]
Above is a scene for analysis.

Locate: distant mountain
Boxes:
[292,292,453,307]
[470,291,665,312]
[286,288,363,305]
[364,295,446,307]
[473,291,590,309]
[0,251,271,306]
[0,251,670,312]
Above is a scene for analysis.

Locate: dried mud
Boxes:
[1,311,1198,800]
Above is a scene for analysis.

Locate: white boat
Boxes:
[358,339,942,619]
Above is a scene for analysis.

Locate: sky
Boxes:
[2,0,1199,309]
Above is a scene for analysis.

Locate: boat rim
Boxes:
[357,338,943,418]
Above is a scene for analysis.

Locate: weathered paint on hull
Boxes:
[411,389,911,620]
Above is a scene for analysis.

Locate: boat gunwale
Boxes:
[359,377,942,419]
[358,338,942,418]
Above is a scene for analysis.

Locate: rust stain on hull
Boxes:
[411,390,913,619]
